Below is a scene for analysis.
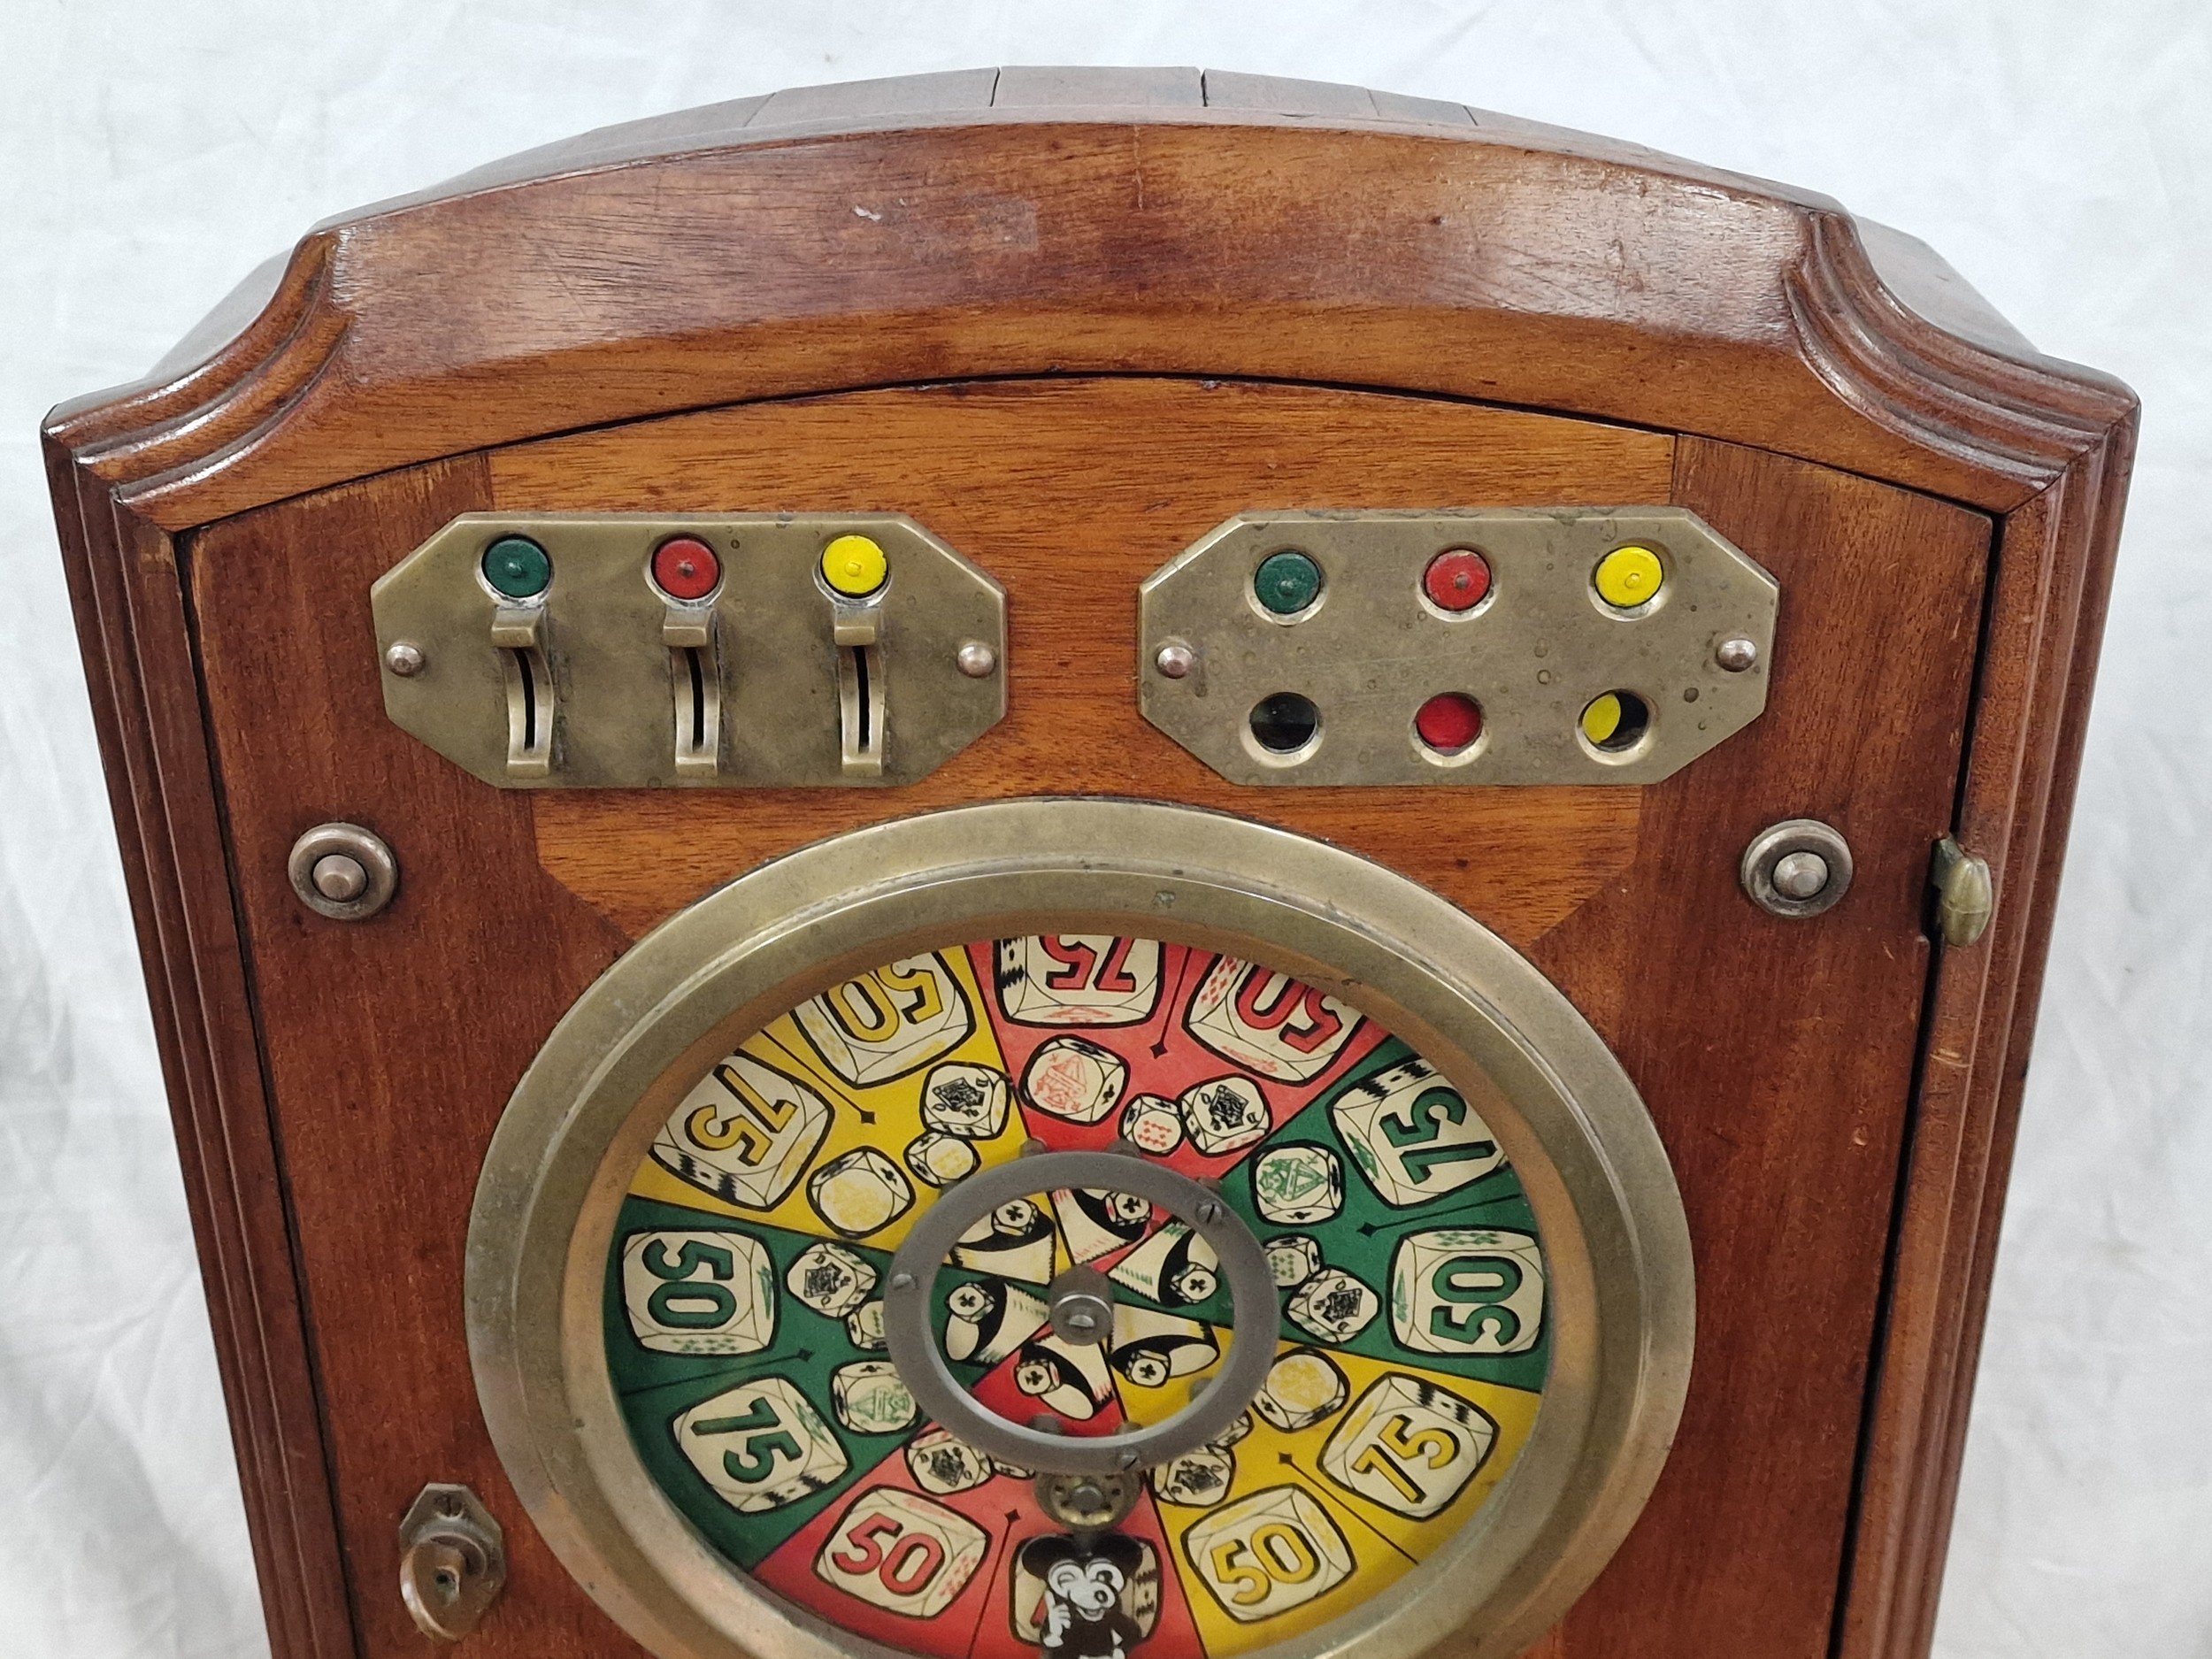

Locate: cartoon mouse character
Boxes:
[1022,1535,1146,1659]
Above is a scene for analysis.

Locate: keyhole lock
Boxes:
[399,1483,506,1641]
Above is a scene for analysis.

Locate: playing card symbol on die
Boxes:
[621,1229,778,1354]
[653,1050,833,1210]
[919,1061,1011,1140]
[903,1427,995,1495]
[1182,1485,1356,1622]
[787,1240,878,1319]
[674,1378,848,1514]
[1021,1036,1131,1125]
[942,1279,1049,1366]
[1319,1373,1497,1519]
[1252,1143,1343,1224]
[807,1148,916,1239]
[795,955,976,1087]
[1185,958,1361,1082]
[829,1361,918,1435]
[813,1487,989,1618]
[1178,1074,1271,1157]
[1389,1229,1546,1356]
[997,935,1164,1026]
[1331,1056,1506,1207]
[1286,1267,1380,1343]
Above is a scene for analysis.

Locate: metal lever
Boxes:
[488,605,552,779]
[399,1483,506,1641]
[664,604,723,779]
[833,596,886,777]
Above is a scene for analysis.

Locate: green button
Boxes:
[1255,550,1323,616]
[482,536,551,599]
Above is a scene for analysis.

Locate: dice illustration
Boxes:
[807,1148,916,1239]
[919,1061,1011,1140]
[651,1050,833,1210]
[830,1361,918,1435]
[1264,1234,1323,1289]
[1388,1228,1546,1356]
[1179,1075,1271,1157]
[903,1131,980,1188]
[673,1378,848,1514]
[1152,1446,1237,1508]
[1108,1307,1220,1387]
[1286,1268,1380,1344]
[950,1197,1058,1282]
[794,954,977,1087]
[1055,1185,1153,1263]
[787,1240,878,1319]
[1020,1035,1130,1125]
[1119,1093,1185,1155]
[1331,1057,1505,1208]
[905,1427,995,1495]
[621,1229,778,1355]
[1182,1485,1355,1622]
[995,935,1164,1026]
[1319,1372,1497,1519]
[1252,1143,1343,1224]
[813,1487,989,1618]
[845,1300,887,1351]
[1252,1349,1349,1433]
[942,1279,1049,1366]
[1110,1222,1220,1306]
[1184,957,1362,1083]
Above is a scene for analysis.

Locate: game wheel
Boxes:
[468,799,1692,1659]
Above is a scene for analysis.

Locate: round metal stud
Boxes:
[1716,636,1759,672]
[383,641,426,678]
[288,822,399,921]
[955,640,998,679]
[1740,818,1854,918]
[1045,1265,1115,1345]
[1153,640,1195,680]
[1035,1470,1141,1532]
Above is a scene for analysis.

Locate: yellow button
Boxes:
[820,534,887,596]
[1580,692,1624,745]
[1594,544,1663,609]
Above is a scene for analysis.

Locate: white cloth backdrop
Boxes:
[4,3,2205,1655]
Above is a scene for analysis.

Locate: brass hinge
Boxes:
[1930,837,1994,947]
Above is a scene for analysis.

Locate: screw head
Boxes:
[887,1271,916,1293]
[384,641,426,677]
[311,853,369,902]
[1154,641,1196,680]
[1716,636,1759,672]
[955,641,998,679]
[1771,850,1831,899]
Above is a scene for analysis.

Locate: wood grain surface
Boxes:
[511,379,1663,945]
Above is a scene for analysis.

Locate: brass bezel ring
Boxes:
[465,797,1694,1659]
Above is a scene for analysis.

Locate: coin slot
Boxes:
[500,643,552,776]
[840,641,886,776]
[1248,693,1321,757]
[1579,690,1651,757]
[664,604,722,779]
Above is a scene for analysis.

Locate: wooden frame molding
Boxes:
[43,68,2135,1659]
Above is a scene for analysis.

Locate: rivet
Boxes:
[1155,641,1196,680]
[956,641,997,679]
[887,1271,915,1293]
[1194,1199,1225,1225]
[311,854,369,902]
[1717,636,1759,672]
[1771,850,1831,899]
[384,641,426,677]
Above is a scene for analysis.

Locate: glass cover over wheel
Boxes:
[608,935,1548,1658]
[468,800,1691,1659]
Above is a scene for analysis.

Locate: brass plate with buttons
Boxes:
[371,514,1007,788]
[1139,508,1778,787]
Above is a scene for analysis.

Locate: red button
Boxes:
[651,535,721,600]
[1415,693,1484,754]
[1424,549,1492,611]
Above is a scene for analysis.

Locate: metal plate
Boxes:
[1139,509,1777,786]
[372,513,1007,788]
[466,799,1693,1659]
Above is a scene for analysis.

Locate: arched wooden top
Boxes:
[47,66,2131,530]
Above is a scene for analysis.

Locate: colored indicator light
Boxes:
[1423,549,1492,611]
[482,535,551,600]
[1581,689,1651,751]
[652,535,721,601]
[1415,693,1483,754]
[1254,550,1324,616]
[821,534,888,597]
[1594,544,1664,609]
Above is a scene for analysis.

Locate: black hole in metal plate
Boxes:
[1587,689,1651,752]
[1249,692,1319,753]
